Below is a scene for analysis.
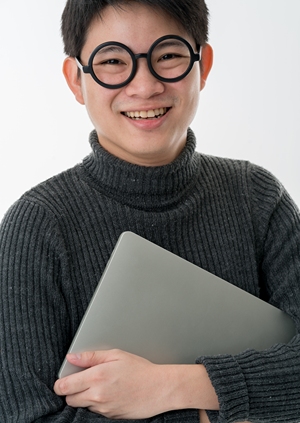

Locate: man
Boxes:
[0,0,299,422]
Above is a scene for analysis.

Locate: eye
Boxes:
[92,58,125,67]
[159,53,181,61]
[101,59,125,65]
[93,46,131,68]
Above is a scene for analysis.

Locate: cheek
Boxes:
[180,79,200,117]
[190,87,200,113]
[83,86,114,120]
[172,77,200,130]
[179,67,201,104]
[186,73,201,111]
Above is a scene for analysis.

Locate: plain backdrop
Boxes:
[1,0,300,220]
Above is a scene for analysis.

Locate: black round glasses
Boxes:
[75,35,201,89]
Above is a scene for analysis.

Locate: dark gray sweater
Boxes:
[1,129,300,423]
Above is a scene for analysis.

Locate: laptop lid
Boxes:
[59,231,296,378]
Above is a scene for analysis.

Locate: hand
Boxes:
[54,349,178,419]
[54,349,219,419]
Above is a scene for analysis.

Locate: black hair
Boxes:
[61,0,209,57]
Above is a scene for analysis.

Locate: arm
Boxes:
[0,201,133,422]
[0,200,201,423]
[0,200,89,422]
[198,165,300,423]
[54,350,219,419]
[54,351,253,422]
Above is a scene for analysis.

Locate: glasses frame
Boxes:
[75,34,201,89]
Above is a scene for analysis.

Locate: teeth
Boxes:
[147,110,155,118]
[124,108,167,119]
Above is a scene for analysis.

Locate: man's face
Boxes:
[64,3,211,166]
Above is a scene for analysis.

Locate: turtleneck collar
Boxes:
[81,128,200,211]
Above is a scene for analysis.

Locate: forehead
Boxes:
[83,3,192,55]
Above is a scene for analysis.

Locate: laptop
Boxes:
[59,231,296,378]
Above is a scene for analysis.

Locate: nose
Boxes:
[124,58,165,98]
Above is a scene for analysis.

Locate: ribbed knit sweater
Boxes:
[1,129,300,423]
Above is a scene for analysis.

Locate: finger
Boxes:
[65,391,92,409]
[54,350,119,396]
[54,371,107,411]
[67,349,120,367]
[54,368,91,396]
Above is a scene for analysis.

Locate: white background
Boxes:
[1,0,300,220]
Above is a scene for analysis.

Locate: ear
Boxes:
[62,57,85,105]
[200,43,213,91]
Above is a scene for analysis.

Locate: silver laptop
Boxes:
[59,231,296,378]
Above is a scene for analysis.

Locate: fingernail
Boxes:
[67,353,81,360]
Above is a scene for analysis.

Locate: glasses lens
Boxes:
[151,38,192,81]
[92,44,133,86]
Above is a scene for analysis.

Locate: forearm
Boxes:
[160,363,219,412]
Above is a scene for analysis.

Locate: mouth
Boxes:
[122,107,170,120]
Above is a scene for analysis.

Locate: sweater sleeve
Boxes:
[197,164,300,423]
[0,199,200,423]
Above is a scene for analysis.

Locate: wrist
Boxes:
[159,364,219,412]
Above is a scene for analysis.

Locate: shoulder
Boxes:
[9,164,84,220]
[197,152,299,224]
[198,152,283,196]
[0,164,86,244]
[197,152,256,200]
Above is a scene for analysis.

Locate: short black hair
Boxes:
[61,0,209,57]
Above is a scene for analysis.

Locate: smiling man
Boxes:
[63,4,207,167]
[1,1,300,423]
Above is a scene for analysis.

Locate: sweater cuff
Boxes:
[163,409,199,422]
[196,355,249,423]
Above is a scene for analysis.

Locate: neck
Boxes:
[81,128,200,211]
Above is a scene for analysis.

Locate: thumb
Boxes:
[66,350,116,367]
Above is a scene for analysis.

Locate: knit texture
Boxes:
[1,129,300,422]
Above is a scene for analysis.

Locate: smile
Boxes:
[122,107,169,120]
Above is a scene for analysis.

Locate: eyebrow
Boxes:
[153,40,188,51]
[94,40,189,58]
[95,46,128,55]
